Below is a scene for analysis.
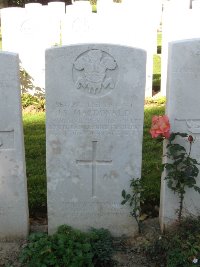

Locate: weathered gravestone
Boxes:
[160,39,200,230]
[192,0,200,9]
[160,0,200,96]
[46,44,146,236]
[0,52,29,240]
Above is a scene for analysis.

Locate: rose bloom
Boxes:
[150,115,170,139]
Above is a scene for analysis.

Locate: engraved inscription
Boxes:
[62,202,127,215]
[186,120,200,134]
[0,130,14,149]
[73,49,118,97]
[48,101,142,137]
[20,19,39,36]
[76,141,112,197]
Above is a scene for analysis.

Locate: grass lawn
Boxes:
[157,32,162,54]
[142,104,164,207]
[23,104,165,215]
[23,112,46,215]
[153,54,161,88]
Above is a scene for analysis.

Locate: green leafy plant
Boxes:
[150,115,200,221]
[164,133,200,221]
[19,225,114,267]
[21,93,45,111]
[146,216,200,267]
[121,178,144,233]
[89,228,115,266]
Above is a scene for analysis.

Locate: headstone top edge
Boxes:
[1,7,24,11]
[169,38,200,47]
[45,43,147,55]
[0,51,19,59]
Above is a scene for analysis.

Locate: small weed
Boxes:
[121,178,144,233]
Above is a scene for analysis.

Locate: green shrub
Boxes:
[89,228,114,266]
[146,216,200,267]
[20,225,115,267]
[21,93,45,111]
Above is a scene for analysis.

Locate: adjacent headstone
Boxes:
[62,1,92,45]
[46,44,146,236]
[1,5,50,96]
[160,39,200,230]
[0,52,29,240]
[48,2,65,46]
[19,3,49,95]
[160,1,199,96]
[1,7,25,53]
[192,0,200,8]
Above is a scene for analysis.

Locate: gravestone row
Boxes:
[1,0,162,97]
[0,43,146,240]
[1,38,200,240]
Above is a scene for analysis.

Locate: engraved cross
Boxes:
[76,141,112,197]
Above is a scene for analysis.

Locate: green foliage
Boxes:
[145,96,166,105]
[19,225,114,267]
[157,32,162,54]
[146,216,200,267]
[8,0,24,7]
[89,228,115,266]
[121,178,144,233]
[21,93,45,111]
[164,133,200,221]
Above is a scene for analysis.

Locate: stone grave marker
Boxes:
[1,7,25,53]
[160,39,200,230]
[19,3,49,95]
[192,0,200,8]
[0,52,29,240]
[160,1,199,96]
[46,44,146,236]
[48,1,65,46]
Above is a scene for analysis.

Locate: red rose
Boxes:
[150,115,170,139]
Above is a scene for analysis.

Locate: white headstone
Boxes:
[19,4,49,94]
[0,52,29,240]
[46,44,146,236]
[160,39,200,230]
[48,2,65,46]
[1,7,25,53]
[160,8,200,96]
[1,5,49,96]
[192,0,200,8]
[62,2,92,45]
